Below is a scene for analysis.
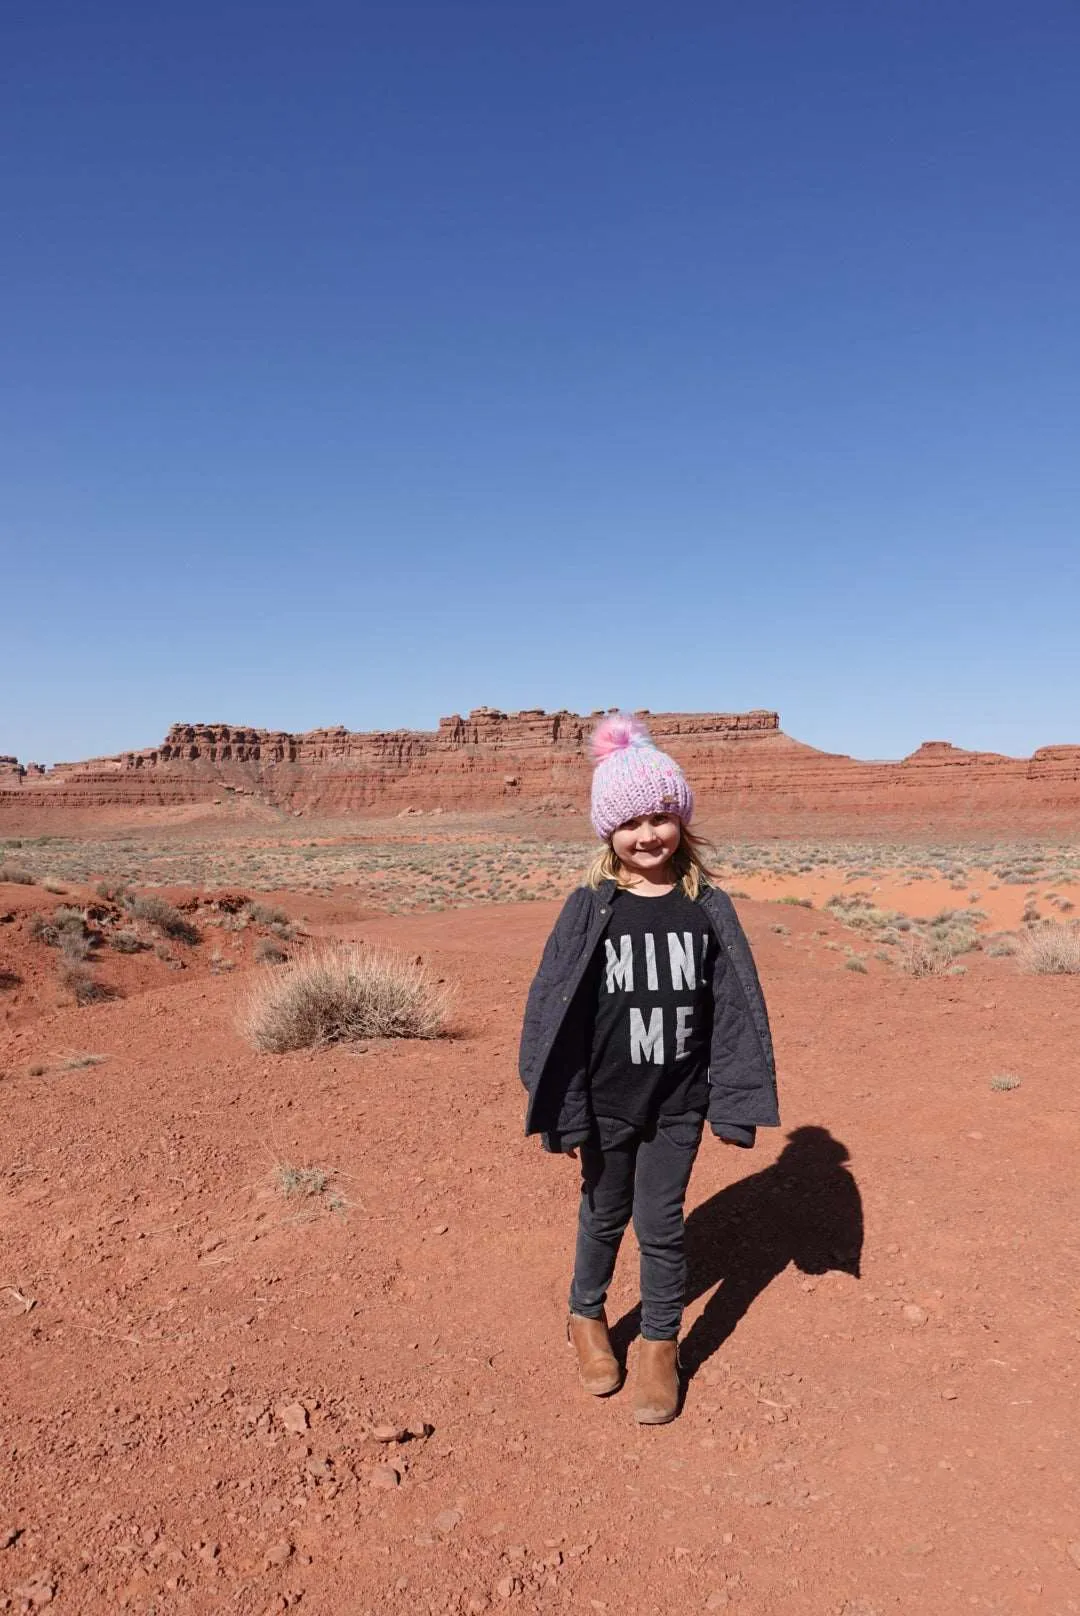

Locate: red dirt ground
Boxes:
[2,881,1080,1615]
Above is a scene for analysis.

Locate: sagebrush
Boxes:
[1015,924,1080,975]
[241,943,453,1052]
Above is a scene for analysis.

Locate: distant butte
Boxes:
[3,708,1080,835]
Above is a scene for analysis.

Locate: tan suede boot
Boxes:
[633,1337,680,1424]
[567,1312,622,1396]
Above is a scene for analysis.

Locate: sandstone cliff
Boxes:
[4,708,1080,835]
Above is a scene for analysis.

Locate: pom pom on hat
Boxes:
[588,711,694,839]
[589,712,651,763]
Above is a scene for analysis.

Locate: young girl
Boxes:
[518,714,779,1424]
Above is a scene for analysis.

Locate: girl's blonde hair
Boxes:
[585,820,720,900]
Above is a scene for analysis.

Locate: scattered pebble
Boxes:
[276,1402,309,1435]
[902,1304,927,1326]
[264,1540,293,1567]
[372,1423,407,1444]
[2,1526,21,1549]
[1068,1541,1080,1570]
[370,1464,401,1490]
[432,1223,449,1235]
[496,1576,518,1600]
[434,1509,462,1535]
[12,1574,56,1609]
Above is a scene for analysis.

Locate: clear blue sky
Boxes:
[3,1,1077,765]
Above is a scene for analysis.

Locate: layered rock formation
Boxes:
[4,708,1080,835]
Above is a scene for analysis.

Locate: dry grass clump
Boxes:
[128,895,199,945]
[275,1163,329,1198]
[242,943,453,1052]
[247,902,290,927]
[41,876,67,894]
[95,879,130,904]
[0,967,22,991]
[30,906,94,958]
[58,961,117,1005]
[898,938,954,978]
[1014,923,1080,975]
[254,936,289,965]
[273,1161,345,1214]
[0,864,35,885]
[990,1072,1022,1092]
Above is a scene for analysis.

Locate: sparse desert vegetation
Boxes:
[3,815,1080,1613]
[0,861,35,884]
[242,943,453,1052]
[1015,922,1080,974]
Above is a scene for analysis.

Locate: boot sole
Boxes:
[633,1404,678,1425]
[580,1370,623,1397]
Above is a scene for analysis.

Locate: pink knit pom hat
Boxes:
[589,713,694,840]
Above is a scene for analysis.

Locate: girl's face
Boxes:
[610,812,681,882]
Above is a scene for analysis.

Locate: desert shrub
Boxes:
[58,961,116,1005]
[0,967,22,990]
[29,913,59,945]
[990,1072,1021,1091]
[898,939,953,978]
[109,928,145,953]
[30,907,89,951]
[985,933,1019,957]
[1015,924,1080,975]
[778,895,813,908]
[254,937,289,965]
[242,943,453,1052]
[0,864,35,885]
[41,876,67,894]
[247,902,290,927]
[844,957,868,973]
[59,927,93,961]
[95,880,130,903]
[129,896,199,945]
[275,1163,329,1198]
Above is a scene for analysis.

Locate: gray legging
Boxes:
[568,1114,704,1340]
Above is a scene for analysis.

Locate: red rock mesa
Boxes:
[3,709,1080,835]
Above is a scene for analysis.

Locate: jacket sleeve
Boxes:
[517,887,591,1091]
[705,888,780,1133]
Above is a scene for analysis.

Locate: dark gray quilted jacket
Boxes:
[518,880,779,1152]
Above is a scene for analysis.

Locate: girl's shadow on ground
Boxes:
[610,1125,863,1378]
